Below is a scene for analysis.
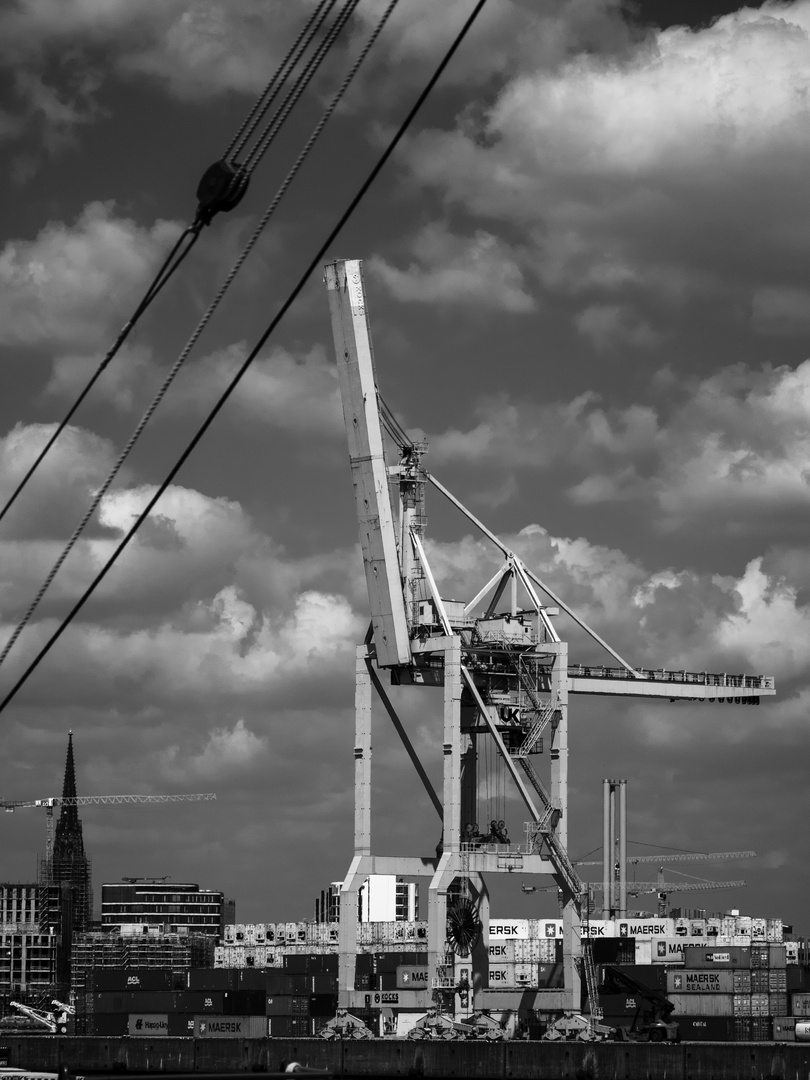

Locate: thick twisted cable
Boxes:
[0,224,201,531]
[0,0,489,714]
[223,0,336,163]
[241,0,361,176]
[0,0,399,671]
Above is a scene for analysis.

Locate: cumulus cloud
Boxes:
[368,225,536,313]
[429,359,810,534]
[402,2,810,338]
[0,202,182,350]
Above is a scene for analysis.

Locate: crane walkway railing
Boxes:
[569,664,774,689]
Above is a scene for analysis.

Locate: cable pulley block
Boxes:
[195,159,250,223]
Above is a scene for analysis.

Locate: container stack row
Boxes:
[83,960,340,1038]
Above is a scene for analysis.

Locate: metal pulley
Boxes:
[195,159,249,224]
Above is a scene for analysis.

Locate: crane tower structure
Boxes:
[323,258,776,1021]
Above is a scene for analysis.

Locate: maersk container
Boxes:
[487,964,516,987]
[669,993,733,1017]
[772,1016,796,1041]
[653,937,703,964]
[128,1014,169,1037]
[396,965,430,990]
[677,1016,735,1041]
[682,945,750,968]
[667,969,735,994]
[514,963,536,986]
[515,940,541,963]
[194,1015,266,1038]
[488,942,515,963]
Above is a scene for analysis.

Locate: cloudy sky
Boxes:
[0,0,808,933]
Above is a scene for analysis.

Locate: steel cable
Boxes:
[0,0,396,671]
[222,0,335,162]
[0,0,490,713]
[0,3,342,530]
[0,224,201,530]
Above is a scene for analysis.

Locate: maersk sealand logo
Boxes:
[619,922,629,937]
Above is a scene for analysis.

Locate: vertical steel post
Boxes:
[626,777,630,920]
[602,780,611,919]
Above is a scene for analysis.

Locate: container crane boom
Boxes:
[324,259,411,667]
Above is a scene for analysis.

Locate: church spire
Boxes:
[54,730,84,857]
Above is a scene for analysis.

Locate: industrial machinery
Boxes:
[8,1000,75,1035]
[318,1010,374,1039]
[322,258,775,1026]
[406,1007,505,1040]
[600,966,680,1043]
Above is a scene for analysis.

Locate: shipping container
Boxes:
[667,970,735,994]
[750,945,769,969]
[514,963,535,986]
[733,970,752,993]
[676,1016,734,1041]
[772,1016,796,1042]
[265,996,310,1016]
[733,1017,752,1041]
[786,942,800,965]
[309,994,337,1018]
[634,942,652,965]
[223,991,265,1014]
[265,973,302,996]
[669,994,733,1017]
[488,942,515,963]
[751,1017,771,1040]
[188,969,235,992]
[682,945,750,968]
[791,992,810,1017]
[88,1013,128,1036]
[652,937,704,964]
[615,918,674,939]
[750,970,768,993]
[515,940,541,963]
[770,944,787,968]
[487,964,517,987]
[768,969,787,992]
[537,964,564,989]
[310,974,337,994]
[396,965,430,990]
[598,993,644,1017]
[167,1014,195,1037]
[750,992,769,1016]
[770,992,788,1016]
[267,1015,310,1038]
[732,994,751,1016]
[194,1015,266,1038]
[488,919,529,940]
[614,964,668,990]
[128,1014,169,1037]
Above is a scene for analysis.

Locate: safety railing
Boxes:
[568,665,774,689]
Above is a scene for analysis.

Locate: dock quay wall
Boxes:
[4,1036,810,1079]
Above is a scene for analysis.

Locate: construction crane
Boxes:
[578,850,756,917]
[8,1000,74,1035]
[0,793,216,859]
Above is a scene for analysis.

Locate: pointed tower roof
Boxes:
[54,730,85,858]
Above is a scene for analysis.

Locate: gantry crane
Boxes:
[322,258,775,1026]
[0,793,216,859]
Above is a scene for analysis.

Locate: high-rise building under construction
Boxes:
[38,732,92,989]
